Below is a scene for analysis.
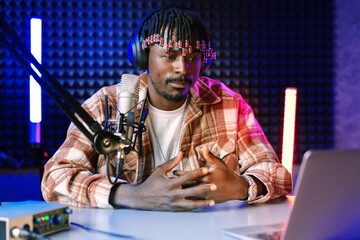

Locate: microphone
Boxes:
[114,74,140,174]
[0,16,148,185]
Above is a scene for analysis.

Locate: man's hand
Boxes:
[111,151,217,211]
[175,146,249,203]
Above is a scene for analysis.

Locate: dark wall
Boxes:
[0,0,334,164]
[0,0,334,200]
[334,0,360,149]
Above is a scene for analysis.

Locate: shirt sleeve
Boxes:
[236,97,293,203]
[41,87,122,208]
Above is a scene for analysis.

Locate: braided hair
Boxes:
[139,6,216,64]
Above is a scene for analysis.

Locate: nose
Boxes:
[174,56,187,76]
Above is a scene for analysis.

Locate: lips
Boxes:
[169,81,190,89]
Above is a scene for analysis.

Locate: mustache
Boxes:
[165,77,192,85]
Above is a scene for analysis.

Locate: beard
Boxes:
[150,76,193,102]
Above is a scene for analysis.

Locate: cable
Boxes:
[71,222,134,239]
[0,151,25,168]
[11,228,51,240]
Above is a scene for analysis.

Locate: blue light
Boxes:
[30,18,42,144]
[30,18,42,123]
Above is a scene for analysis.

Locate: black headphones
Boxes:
[127,7,212,74]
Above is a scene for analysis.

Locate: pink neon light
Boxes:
[281,88,297,175]
[35,122,41,144]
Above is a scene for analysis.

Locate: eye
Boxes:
[162,54,175,60]
[188,55,201,62]
[166,55,176,59]
[189,56,198,62]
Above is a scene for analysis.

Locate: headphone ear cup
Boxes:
[127,35,148,71]
[127,37,137,67]
[128,8,160,71]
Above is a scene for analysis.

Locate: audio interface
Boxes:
[0,201,71,240]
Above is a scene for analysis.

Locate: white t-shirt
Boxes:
[147,99,188,170]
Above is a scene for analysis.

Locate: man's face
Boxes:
[147,29,202,109]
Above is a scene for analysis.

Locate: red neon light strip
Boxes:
[281,88,297,175]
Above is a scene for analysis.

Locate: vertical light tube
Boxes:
[29,18,42,144]
[281,88,297,175]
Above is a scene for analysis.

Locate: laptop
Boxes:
[222,149,360,240]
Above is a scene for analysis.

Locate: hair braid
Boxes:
[139,6,216,62]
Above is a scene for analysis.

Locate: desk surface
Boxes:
[50,196,294,240]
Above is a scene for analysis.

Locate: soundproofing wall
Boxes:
[0,0,334,168]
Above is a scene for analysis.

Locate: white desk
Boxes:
[49,196,294,240]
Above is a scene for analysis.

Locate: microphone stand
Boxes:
[0,16,147,184]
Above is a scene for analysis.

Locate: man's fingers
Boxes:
[202,145,226,168]
[202,145,217,165]
[172,199,216,211]
[171,167,209,186]
[170,184,217,210]
[178,183,217,198]
[156,152,183,173]
[173,170,187,176]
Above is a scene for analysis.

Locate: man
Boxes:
[41,6,292,211]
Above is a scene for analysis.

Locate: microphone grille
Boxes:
[120,74,140,95]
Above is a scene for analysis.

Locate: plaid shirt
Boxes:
[41,73,292,208]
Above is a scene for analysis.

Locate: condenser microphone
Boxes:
[117,74,140,143]
[114,74,140,169]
